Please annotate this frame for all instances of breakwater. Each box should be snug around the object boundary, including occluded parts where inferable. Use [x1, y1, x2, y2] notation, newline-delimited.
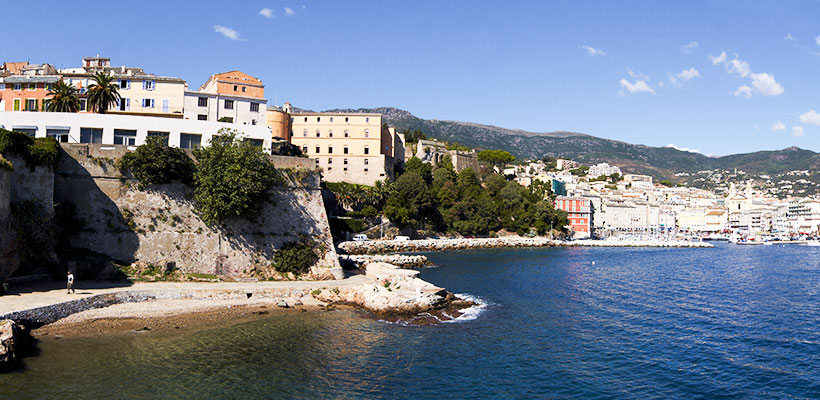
[338, 237, 712, 255]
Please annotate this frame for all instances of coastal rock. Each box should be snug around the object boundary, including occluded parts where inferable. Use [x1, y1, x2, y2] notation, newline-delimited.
[277, 300, 289, 308]
[344, 254, 429, 268]
[0, 319, 20, 371]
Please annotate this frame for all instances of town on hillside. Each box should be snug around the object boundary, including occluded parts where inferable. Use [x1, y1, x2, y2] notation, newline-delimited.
[1, 57, 818, 243]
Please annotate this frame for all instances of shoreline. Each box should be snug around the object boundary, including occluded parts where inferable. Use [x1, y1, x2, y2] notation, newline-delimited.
[338, 237, 713, 255]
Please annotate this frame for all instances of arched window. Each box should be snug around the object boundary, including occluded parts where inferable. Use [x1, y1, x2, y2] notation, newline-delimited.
[364, 129, 369, 138]
[315, 129, 320, 137]
[344, 130, 349, 137]
[328, 129, 333, 138]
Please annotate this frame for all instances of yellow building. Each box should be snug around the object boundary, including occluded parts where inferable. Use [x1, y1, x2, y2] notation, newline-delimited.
[290, 112, 404, 185]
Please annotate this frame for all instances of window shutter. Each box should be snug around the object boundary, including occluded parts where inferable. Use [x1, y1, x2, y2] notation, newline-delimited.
[126, 98, 130, 110]
[127, 80, 131, 89]
[151, 99, 155, 108]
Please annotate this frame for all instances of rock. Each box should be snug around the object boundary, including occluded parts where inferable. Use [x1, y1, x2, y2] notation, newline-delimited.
[292, 298, 303, 306]
[277, 300, 289, 308]
[0, 319, 20, 371]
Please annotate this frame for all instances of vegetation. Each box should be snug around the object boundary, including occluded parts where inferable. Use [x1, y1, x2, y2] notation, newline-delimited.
[272, 241, 319, 275]
[477, 149, 516, 166]
[118, 136, 195, 188]
[0, 129, 60, 169]
[45, 80, 81, 112]
[193, 129, 279, 225]
[402, 129, 427, 144]
[86, 71, 121, 113]
[324, 181, 389, 211]
[217, 116, 233, 123]
[0, 156, 12, 172]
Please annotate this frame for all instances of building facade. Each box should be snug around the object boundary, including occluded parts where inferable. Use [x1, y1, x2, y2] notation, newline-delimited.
[555, 196, 592, 238]
[290, 112, 402, 186]
[184, 70, 267, 126]
[0, 63, 60, 112]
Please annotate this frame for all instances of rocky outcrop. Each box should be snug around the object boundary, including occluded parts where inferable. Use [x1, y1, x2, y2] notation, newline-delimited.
[338, 237, 713, 254]
[343, 254, 429, 268]
[0, 319, 22, 371]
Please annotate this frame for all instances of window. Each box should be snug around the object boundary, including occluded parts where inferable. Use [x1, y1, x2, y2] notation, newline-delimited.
[28, 83, 35, 90]
[26, 99, 37, 111]
[364, 129, 369, 138]
[250, 103, 259, 112]
[304, 117, 307, 122]
[317, 117, 321, 122]
[365, 117, 369, 123]
[242, 87, 246, 93]
[45, 83, 53, 91]
[147, 131, 170, 145]
[315, 146, 320, 153]
[328, 158, 332, 164]
[162, 99, 169, 113]
[302, 146, 308, 154]
[344, 130, 349, 137]
[180, 133, 202, 149]
[303, 129, 308, 137]
[142, 99, 155, 108]
[80, 128, 103, 144]
[118, 98, 130, 111]
[197, 114, 208, 121]
[328, 146, 333, 154]
[142, 80, 155, 90]
[246, 138, 263, 147]
[316, 129, 320, 137]
[13, 83, 21, 91]
[47, 128, 70, 143]
[113, 129, 137, 146]
[328, 167, 332, 171]
[224, 100, 234, 110]
[79, 99, 87, 111]
[315, 158, 319, 164]
[343, 158, 348, 165]
[364, 146, 369, 155]
[119, 79, 130, 89]
[330, 117, 334, 122]
[198, 97, 208, 107]
[343, 146, 349, 154]
[343, 167, 348, 172]
[364, 168, 368, 172]
[345, 117, 348, 123]
[328, 130, 333, 138]
[13, 99, 20, 111]
[233, 85, 238, 91]
[12, 127, 36, 136]
[364, 159, 369, 165]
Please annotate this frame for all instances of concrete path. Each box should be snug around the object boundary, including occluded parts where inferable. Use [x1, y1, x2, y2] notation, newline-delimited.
[0, 276, 370, 317]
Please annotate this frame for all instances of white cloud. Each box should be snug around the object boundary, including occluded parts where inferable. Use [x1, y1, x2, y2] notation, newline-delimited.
[793, 126, 805, 137]
[709, 51, 727, 65]
[619, 78, 655, 95]
[750, 72, 784, 96]
[785, 33, 796, 41]
[728, 58, 751, 78]
[816, 36, 820, 47]
[666, 144, 700, 153]
[284, 7, 295, 16]
[682, 41, 699, 53]
[669, 67, 700, 86]
[581, 45, 606, 57]
[770, 121, 786, 132]
[214, 25, 243, 41]
[733, 85, 752, 98]
[259, 7, 273, 18]
[799, 109, 820, 125]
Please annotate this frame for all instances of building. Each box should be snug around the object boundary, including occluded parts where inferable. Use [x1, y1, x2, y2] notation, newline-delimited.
[555, 196, 592, 238]
[184, 70, 266, 125]
[588, 162, 622, 178]
[266, 103, 292, 142]
[414, 139, 478, 172]
[290, 112, 404, 185]
[0, 63, 60, 112]
[59, 56, 187, 116]
[556, 159, 579, 170]
[0, 111, 271, 150]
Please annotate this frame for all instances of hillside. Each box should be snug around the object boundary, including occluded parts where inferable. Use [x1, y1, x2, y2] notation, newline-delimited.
[323, 107, 820, 180]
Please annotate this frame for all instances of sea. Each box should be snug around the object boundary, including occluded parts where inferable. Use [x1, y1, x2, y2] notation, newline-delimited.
[2, 242, 820, 399]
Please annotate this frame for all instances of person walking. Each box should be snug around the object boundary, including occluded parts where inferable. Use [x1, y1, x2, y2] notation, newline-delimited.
[67, 271, 75, 294]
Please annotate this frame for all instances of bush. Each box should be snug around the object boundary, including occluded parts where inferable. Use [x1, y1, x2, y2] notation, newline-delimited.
[272, 241, 319, 275]
[0, 156, 12, 172]
[193, 128, 279, 225]
[0, 129, 60, 169]
[118, 136, 195, 188]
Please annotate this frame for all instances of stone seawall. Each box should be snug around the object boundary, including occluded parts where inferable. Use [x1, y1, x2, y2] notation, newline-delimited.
[338, 237, 713, 254]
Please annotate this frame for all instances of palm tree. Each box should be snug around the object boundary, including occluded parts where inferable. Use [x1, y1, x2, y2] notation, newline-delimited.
[45, 80, 81, 112]
[86, 71, 121, 114]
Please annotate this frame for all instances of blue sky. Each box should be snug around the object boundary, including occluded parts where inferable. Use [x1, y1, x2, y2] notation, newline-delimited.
[4, 0, 820, 156]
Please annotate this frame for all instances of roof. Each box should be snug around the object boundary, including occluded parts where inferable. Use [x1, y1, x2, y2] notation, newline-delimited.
[290, 111, 383, 117]
[2, 62, 28, 75]
[184, 91, 266, 102]
[2, 75, 60, 83]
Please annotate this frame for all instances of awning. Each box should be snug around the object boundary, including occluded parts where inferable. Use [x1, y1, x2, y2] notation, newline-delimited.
[12, 125, 37, 130]
[45, 126, 71, 130]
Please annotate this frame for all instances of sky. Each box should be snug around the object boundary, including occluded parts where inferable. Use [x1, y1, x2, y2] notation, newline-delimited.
[3, 0, 820, 156]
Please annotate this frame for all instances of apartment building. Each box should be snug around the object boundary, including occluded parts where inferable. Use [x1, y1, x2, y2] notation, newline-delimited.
[0, 63, 60, 112]
[290, 112, 404, 186]
[59, 56, 186, 116]
[184, 70, 266, 125]
[555, 196, 593, 238]
[0, 112, 271, 150]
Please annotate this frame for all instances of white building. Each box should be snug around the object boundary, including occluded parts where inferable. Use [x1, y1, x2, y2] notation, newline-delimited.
[183, 91, 266, 126]
[588, 162, 622, 178]
[0, 111, 271, 151]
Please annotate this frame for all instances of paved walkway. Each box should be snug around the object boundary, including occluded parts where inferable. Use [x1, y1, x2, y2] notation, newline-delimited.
[0, 276, 369, 316]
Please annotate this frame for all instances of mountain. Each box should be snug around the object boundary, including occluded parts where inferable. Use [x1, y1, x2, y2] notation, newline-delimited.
[320, 107, 820, 180]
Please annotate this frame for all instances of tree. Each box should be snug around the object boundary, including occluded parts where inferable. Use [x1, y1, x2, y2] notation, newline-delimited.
[404, 156, 432, 183]
[45, 80, 80, 112]
[477, 149, 516, 166]
[86, 71, 121, 114]
[193, 128, 279, 225]
[118, 136, 195, 188]
[383, 172, 434, 227]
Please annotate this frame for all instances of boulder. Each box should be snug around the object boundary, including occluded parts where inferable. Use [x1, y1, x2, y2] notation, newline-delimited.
[0, 319, 20, 371]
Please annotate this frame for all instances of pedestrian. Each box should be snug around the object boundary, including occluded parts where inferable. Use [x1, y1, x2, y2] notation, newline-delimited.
[67, 270, 75, 294]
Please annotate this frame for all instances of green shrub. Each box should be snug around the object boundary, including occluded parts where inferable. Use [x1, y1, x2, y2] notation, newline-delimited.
[29, 138, 61, 168]
[0, 156, 12, 171]
[272, 241, 319, 275]
[193, 129, 279, 225]
[0, 129, 60, 169]
[118, 136, 195, 188]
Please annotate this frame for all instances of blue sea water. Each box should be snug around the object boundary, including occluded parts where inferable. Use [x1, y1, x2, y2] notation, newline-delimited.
[3, 243, 820, 399]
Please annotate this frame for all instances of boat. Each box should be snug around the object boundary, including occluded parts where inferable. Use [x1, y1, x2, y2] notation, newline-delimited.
[805, 241, 820, 247]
